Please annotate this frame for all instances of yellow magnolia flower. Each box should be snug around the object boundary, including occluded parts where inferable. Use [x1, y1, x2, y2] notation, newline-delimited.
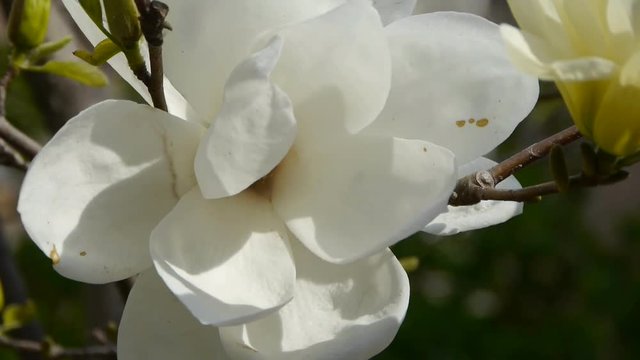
[501, 0, 640, 156]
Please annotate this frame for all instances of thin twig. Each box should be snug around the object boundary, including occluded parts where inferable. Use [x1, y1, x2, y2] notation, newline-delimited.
[0, 67, 42, 161]
[489, 125, 582, 184]
[0, 335, 117, 359]
[0, 137, 28, 170]
[476, 171, 628, 203]
[136, 0, 169, 111]
[449, 126, 583, 206]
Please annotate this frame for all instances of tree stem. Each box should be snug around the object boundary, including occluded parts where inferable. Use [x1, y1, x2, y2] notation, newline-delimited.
[136, 0, 168, 112]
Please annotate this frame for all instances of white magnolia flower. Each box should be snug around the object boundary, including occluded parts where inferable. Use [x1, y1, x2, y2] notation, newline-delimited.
[18, 0, 538, 358]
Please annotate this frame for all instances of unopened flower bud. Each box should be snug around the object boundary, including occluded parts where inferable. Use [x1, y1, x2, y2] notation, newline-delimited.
[8, 0, 51, 51]
[103, 0, 142, 49]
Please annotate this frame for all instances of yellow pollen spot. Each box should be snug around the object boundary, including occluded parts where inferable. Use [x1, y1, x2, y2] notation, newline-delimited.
[80, 251, 87, 256]
[455, 120, 466, 127]
[468, 118, 476, 124]
[476, 118, 489, 127]
[50, 246, 61, 265]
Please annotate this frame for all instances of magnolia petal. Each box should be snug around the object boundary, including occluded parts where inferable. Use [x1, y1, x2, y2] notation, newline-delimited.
[506, 0, 572, 56]
[161, 0, 344, 122]
[151, 188, 296, 326]
[502, 23, 617, 81]
[219, 243, 409, 360]
[592, 51, 640, 156]
[367, 12, 539, 164]
[195, 37, 296, 199]
[423, 157, 523, 236]
[500, 25, 555, 79]
[372, 0, 417, 25]
[272, 136, 456, 264]
[550, 57, 618, 81]
[18, 101, 202, 283]
[270, 0, 391, 151]
[60, 0, 195, 121]
[507, 0, 561, 35]
[414, 0, 491, 16]
[118, 269, 228, 360]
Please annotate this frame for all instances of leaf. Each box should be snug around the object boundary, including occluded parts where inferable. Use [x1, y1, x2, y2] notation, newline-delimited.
[73, 38, 121, 66]
[1, 301, 36, 333]
[29, 36, 72, 62]
[24, 61, 108, 87]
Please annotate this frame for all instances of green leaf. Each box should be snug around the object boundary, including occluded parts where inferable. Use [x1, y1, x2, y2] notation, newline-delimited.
[73, 38, 121, 66]
[29, 36, 72, 62]
[1, 301, 36, 333]
[24, 61, 108, 87]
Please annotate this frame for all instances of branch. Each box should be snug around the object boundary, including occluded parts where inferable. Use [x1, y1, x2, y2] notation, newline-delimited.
[489, 125, 582, 184]
[136, 0, 169, 111]
[0, 67, 42, 163]
[0, 335, 116, 359]
[449, 126, 583, 206]
[473, 171, 628, 203]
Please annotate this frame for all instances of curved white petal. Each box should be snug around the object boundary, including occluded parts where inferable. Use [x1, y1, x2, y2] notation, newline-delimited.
[118, 269, 228, 360]
[60, 1, 195, 121]
[150, 188, 296, 326]
[423, 157, 523, 235]
[220, 243, 409, 360]
[272, 136, 456, 264]
[270, 0, 391, 151]
[372, 0, 417, 25]
[414, 0, 491, 17]
[367, 12, 539, 164]
[500, 24, 554, 79]
[195, 37, 296, 199]
[161, 0, 344, 122]
[18, 100, 203, 283]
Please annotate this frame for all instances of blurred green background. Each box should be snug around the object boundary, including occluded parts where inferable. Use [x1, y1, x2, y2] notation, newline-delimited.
[1, 1, 639, 359]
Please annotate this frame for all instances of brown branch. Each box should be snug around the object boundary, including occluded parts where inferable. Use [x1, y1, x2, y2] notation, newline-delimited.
[0, 67, 42, 162]
[449, 126, 583, 206]
[473, 171, 628, 203]
[136, 0, 169, 111]
[489, 125, 582, 184]
[0, 335, 116, 359]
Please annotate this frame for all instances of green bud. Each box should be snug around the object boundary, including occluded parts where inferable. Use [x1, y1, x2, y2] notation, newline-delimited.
[580, 142, 598, 178]
[103, 0, 142, 49]
[549, 144, 569, 193]
[596, 149, 618, 176]
[399, 256, 420, 273]
[7, 0, 51, 51]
